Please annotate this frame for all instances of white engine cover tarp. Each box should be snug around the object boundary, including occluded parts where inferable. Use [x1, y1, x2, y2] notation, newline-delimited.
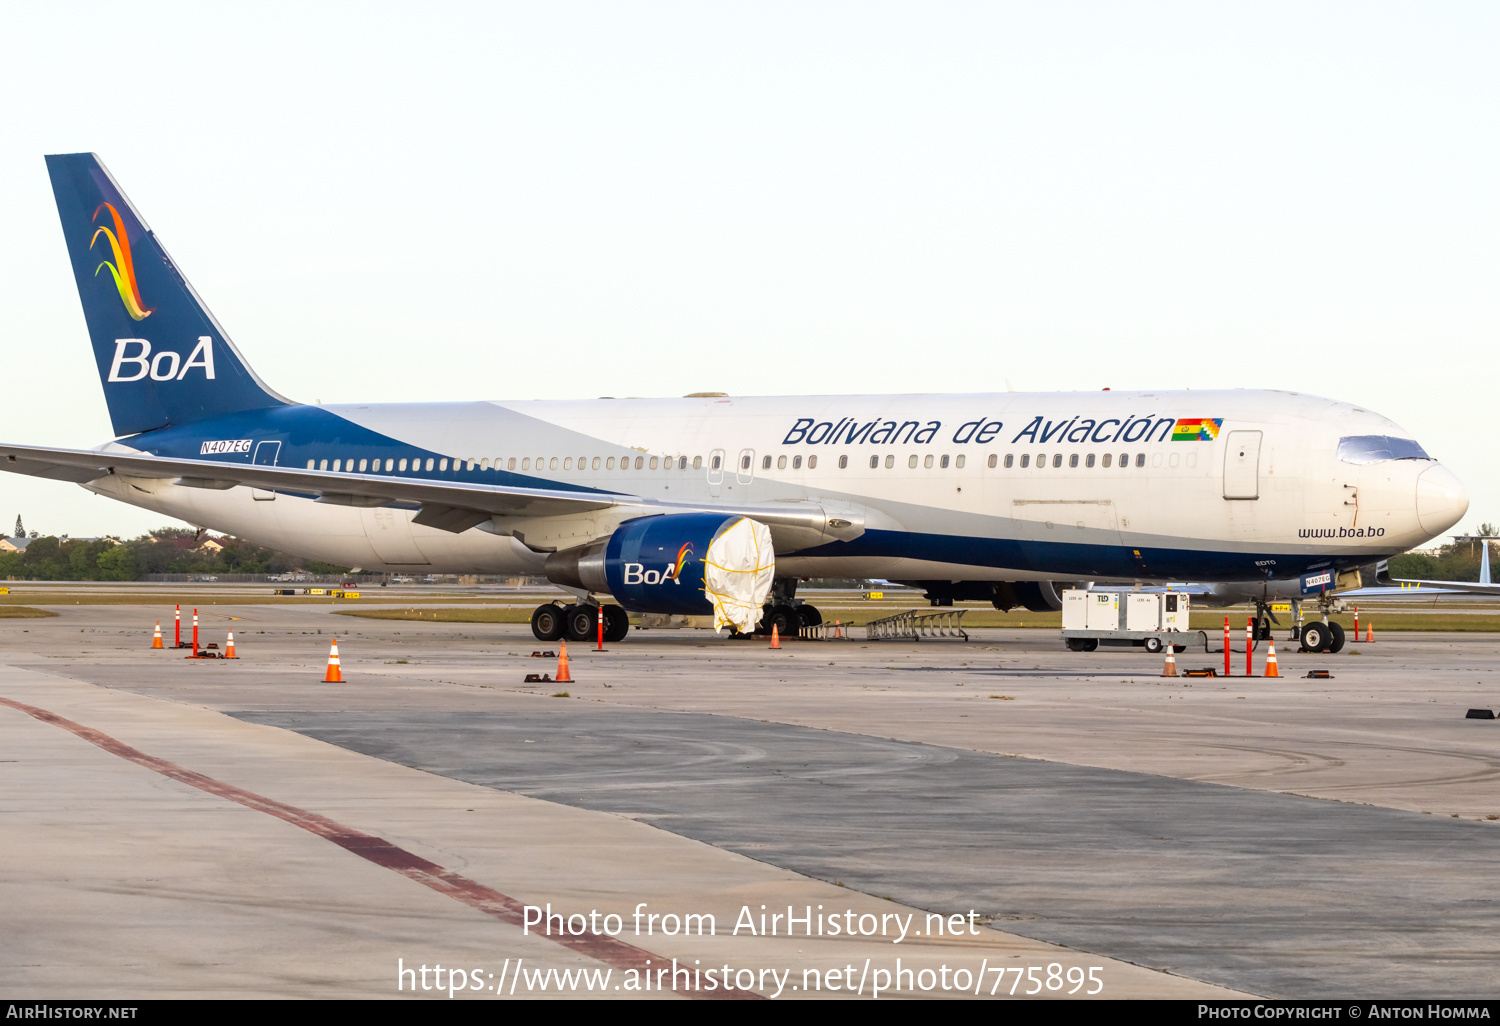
[703, 516, 776, 633]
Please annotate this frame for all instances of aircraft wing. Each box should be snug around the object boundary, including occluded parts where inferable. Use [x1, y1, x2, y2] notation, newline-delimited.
[0, 442, 863, 547]
[1374, 553, 1500, 596]
[1379, 579, 1500, 596]
[0, 442, 626, 527]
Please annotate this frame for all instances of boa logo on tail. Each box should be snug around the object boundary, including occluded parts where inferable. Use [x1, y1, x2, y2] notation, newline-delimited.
[90, 203, 153, 321]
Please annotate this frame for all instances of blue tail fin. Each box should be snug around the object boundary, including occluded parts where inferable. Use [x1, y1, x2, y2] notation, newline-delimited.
[45, 153, 291, 437]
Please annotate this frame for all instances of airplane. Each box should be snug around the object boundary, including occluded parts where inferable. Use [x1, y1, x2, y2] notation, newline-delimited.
[0, 153, 1472, 647]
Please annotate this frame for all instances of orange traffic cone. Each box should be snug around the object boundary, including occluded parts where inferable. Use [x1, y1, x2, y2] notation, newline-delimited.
[1365, 622, 1373, 643]
[323, 639, 342, 682]
[1264, 637, 1280, 677]
[770, 623, 781, 649]
[151, 621, 164, 649]
[1161, 644, 1178, 676]
[555, 641, 573, 683]
[225, 631, 237, 659]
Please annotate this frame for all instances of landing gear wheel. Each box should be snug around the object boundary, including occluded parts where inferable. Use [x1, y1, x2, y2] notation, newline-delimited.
[1143, 636, 1164, 654]
[1326, 620, 1346, 653]
[1256, 616, 1273, 641]
[1300, 621, 1329, 652]
[563, 604, 598, 643]
[531, 603, 565, 642]
[798, 604, 823, 629]
[602, 604, 630, 643]
[759, 604, 800, 638]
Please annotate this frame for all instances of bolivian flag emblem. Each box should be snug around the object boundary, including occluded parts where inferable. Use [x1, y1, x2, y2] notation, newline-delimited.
[1171, 418, 1223, 441]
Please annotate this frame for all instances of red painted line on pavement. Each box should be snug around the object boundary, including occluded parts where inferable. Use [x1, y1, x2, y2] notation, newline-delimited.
[0, 695, 758, 1000]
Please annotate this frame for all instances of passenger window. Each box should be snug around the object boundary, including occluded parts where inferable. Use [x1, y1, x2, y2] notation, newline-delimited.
[908, 455, 918, 468]
[885, 455, 895, 469]
[396, 459, 405, 471]
[480, 458, 490, 470]
[764, 455, 773, 469]
[1118, 453, 1127, 467]
[1053, 454, 1062, 468]
[838, 455, 848, 469]
[1086, 453, 1095, 467]
[507, 458, 516, 470]
[694, 456, 703, 470]
[678, 456, 687, 469]
[332, 459, 341, 472]
[869, 455, 879, 469]
[712, 455, 721, 470]
[808, 455, 817, 469]
[1101, 453, 1111, 468]
[1020, 454, 1030, 468]
[606, 457, 614, 470]
[649, 456, 659, 470]
[318, 459, 328, 471]
[1037, 453, 1046, 467]
[939, 455, 949, 468]
[740, 455, 749, 470]
[1069, 454, 1078, 468]
[384, 459, 394, 472]
[522, 458, 531, 470]
[793, 455, 802, 469]
[924, 455, 934, 469]
[1135, 453, 1145, 467]
[306, 459, 315, 469]
[438, 458, 447, 471]
[594, 457, 602, 470]
[955, 454, 965, 468]
[359, 459, 368, 472]
[777, 455, 787, 469]
[564, 457, 573, 470]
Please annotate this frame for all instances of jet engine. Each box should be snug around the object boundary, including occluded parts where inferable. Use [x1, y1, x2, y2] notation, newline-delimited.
[544, 512, 775, 633]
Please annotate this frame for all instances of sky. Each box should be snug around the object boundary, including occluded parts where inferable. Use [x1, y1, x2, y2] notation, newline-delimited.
[0, 2, 1495, 540]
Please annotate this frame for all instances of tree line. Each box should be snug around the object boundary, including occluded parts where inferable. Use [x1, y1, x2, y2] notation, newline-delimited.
[0, 528, 350, 581]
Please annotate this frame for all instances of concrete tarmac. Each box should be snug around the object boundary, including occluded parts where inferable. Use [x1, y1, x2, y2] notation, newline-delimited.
[4, 598, 1499, 998]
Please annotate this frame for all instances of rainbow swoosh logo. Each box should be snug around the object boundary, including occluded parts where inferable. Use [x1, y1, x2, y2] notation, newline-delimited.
[89, 203, 153, 321]
[671, 543, 694, 583]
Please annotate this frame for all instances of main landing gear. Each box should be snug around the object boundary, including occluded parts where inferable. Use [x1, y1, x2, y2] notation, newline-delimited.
[531, 602, 629, 643]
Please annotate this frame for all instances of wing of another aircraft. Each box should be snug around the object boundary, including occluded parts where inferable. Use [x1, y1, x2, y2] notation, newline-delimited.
[1374, 546, 1500, 596]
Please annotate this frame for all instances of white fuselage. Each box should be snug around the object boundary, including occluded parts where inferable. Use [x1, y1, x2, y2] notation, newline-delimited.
[88, 388, 1466, 583]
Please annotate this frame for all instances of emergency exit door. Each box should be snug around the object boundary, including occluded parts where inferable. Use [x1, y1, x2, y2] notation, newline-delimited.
[1223, 430, 1262, 500]
[251, 441, 280, 501]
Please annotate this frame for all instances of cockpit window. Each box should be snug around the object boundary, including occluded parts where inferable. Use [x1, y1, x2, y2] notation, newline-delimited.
[1336, 435, 1430, 464]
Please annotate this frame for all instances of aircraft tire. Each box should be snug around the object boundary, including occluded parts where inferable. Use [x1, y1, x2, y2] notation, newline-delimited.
[798, 604, 823, 629]
[1326, 620, 1346, 653]
[531, 603, 566, 642]
[563, 604, 598, 643]
[602, 604, 630, 643]
[1300, 621, 1329, 652]
[767, 604, 800, 638]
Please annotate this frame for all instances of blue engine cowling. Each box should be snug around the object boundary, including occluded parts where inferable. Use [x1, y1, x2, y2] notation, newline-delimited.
[544, 512, 749, 615]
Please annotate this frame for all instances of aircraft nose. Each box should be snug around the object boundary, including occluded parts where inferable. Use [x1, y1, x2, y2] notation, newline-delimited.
[1416, 464, 1469, 536]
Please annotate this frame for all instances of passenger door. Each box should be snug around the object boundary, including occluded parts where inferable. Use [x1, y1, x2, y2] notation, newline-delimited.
[1223, 431, 1262, 500]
